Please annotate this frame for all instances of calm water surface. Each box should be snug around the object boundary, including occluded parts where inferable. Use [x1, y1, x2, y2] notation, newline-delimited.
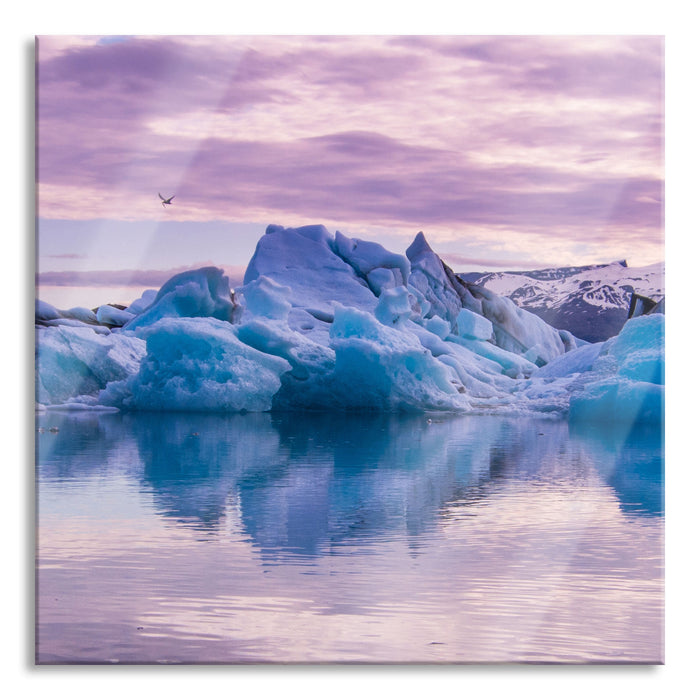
[35, 411, 663, 664]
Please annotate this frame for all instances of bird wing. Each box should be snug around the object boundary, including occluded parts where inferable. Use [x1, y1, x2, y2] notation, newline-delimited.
[158, 193, 165, 201]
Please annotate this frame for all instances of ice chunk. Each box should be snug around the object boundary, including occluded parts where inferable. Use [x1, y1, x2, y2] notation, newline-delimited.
[367, 267, 402, 295]
[63, 307, 99, 324]
[407, 321, 513, 397]
[558, 329, 579, 352]
[100, 317, 291, 412]
[236, 314, 336, 410]
[36, 325, 146, 405]
[466, 283, 566, 364]
[375, 287, 413, 327]
[36, 299, 62, 321]
[424, 316, 451, 340]
[449, 334, 539, 379]
[124, 267, 234, 331]
[334, 231, 410, 294]
[41, 318, 111, 334]
[407, 232, 477, 326]
[270, 222, 334, 246]
[532, 342, 604, 378]
[44, 402, 120, 413]
[96, 305, 135, 327]
[568, 315, 664, 424]
[238, 276, 291, 320]
[37, 224, 652, 419]
[569, 378, 663, 424]
[456, 308, 493, 341]
[602, 313, 664, 383]
[242, 224, 377, 316]
[328, 305, 471, 411]
[36, 300, 102, 327]
[287, 307, 332, 346]
[125, 289, 158, 315]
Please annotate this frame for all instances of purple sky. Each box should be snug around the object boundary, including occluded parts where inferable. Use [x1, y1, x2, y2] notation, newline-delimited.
[36, 35, 664, 307]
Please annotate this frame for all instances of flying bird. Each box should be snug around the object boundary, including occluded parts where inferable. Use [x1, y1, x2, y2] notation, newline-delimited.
[159, 193, 175, 207]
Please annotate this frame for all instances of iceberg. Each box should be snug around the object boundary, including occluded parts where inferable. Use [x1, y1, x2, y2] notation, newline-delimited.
[334, 230, 411, 295]
[406, 231, 480, 326]
[125, 289, 158, 315]
[99, 317, 291, 412]
[243, 224, 378, 318]
[456, 308, 494, 341]
[124, 267, 234, 331]
[35, 299, 102, 328]
[568, 314, 664, 425]
[62, 307, 99, 325]
[36, 324, 146, 405]
[36, 299, 62, 322]
[464, 283, 566, 364]
[329, 305, 471, 412]
[96, 305, 135, 327]
[35, 224, 664, 424]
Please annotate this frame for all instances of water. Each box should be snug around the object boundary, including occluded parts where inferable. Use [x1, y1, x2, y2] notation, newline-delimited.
[35, 410, 663, 664]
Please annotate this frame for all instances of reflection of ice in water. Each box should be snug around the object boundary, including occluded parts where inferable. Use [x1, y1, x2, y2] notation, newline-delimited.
[36, 411, 663, 663]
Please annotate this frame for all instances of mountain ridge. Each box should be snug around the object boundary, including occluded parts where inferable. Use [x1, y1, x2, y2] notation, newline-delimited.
[458, 261, 664, 342]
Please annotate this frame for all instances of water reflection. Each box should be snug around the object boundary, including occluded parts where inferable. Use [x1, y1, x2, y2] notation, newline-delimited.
[37, 410, 663, 555]
[36, 410, 663, 663]
[569, 422, 664, 517]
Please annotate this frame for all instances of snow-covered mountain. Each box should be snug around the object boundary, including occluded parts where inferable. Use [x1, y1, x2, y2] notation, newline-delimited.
[459, 261, 664, 342]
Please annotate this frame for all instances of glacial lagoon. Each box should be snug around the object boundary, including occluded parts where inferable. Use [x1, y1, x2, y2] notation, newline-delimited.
[35, 410, 663, 664]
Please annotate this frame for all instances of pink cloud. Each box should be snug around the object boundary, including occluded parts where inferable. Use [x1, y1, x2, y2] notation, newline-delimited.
[36, 35, 664, 264]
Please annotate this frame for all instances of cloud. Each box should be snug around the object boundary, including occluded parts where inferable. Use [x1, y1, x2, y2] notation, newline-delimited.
[440, 253, 557, 270]
[36, 263, 247, 289]
[35, 35, 664, 264]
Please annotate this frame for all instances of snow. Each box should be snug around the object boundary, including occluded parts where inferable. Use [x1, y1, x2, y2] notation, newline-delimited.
[472, 261, 665, 311]
[34, 224, 664, 424]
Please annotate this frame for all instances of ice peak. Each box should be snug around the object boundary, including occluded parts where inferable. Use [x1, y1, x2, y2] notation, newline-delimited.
[406, 231, 433, 261]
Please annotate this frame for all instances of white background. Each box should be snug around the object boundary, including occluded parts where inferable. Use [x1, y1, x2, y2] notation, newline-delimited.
[5, 2, 697, 697]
